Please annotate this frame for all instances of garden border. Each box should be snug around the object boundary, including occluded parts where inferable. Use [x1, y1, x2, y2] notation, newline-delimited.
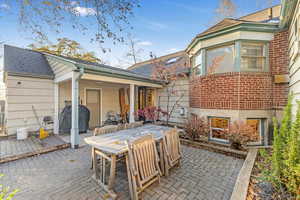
[180, 139, 247, 159]
[230, 148, 258, 200]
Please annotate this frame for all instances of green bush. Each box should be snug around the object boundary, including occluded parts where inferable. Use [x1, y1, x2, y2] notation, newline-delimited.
[259, 95, 300, 199]
[0, 174, 19, 200]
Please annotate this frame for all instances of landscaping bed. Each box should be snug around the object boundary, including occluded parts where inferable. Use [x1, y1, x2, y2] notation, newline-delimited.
[246, 148, 298, 200]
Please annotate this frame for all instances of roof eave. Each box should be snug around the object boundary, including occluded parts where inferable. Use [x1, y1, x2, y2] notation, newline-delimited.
[7, 71, 54, 79]
[79, 64, 163, 85]
[186, 22, 279, 53]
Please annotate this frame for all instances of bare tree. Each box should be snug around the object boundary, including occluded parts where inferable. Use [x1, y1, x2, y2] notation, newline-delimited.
[151, 58, 188, 125]
[214, 0, 237, 23]
[0, 0, 140, 51]
[125, 34, 144, 64]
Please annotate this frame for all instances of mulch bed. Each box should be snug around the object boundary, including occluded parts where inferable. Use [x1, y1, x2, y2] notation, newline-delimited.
[246, 149, 295, 200]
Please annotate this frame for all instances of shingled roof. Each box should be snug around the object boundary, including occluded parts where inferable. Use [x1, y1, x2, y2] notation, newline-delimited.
[4, 45, 54, 78]
[3, 45, 162, 85]
[128, 51, 190, 78]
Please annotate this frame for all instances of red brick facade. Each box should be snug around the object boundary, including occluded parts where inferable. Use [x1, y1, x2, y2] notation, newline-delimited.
[190, 30, 289, 110]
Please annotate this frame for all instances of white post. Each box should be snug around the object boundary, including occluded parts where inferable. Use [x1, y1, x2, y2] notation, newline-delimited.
[53, 83, 59, 134]
[71, 72, 80, 149]
[129, 84, 135, 123]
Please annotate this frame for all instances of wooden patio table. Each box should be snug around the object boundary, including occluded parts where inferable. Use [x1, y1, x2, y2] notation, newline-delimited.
[84, 124, 174, 199]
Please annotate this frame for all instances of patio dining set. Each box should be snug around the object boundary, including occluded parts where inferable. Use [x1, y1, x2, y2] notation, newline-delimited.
[84, 122, 182, 200]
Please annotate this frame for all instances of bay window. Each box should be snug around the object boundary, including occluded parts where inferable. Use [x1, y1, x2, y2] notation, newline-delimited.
[193, 50, 203, 75]
[192, 41, 269, 75]
[241, 42, 267, 72]
[206, 44, 235, 74]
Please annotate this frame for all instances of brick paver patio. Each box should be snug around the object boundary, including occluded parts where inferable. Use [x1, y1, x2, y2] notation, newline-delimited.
[0, 145, 244, 200]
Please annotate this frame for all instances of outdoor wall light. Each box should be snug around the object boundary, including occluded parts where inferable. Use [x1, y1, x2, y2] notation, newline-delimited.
[180, 107, 186, 116]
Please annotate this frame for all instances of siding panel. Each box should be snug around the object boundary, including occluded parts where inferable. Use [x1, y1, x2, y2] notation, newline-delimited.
[6, 75, 54, 135]
[288, 0, 300, 118]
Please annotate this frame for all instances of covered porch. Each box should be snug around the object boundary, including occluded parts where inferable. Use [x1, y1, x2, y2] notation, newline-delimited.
[46, 54, 162, 148]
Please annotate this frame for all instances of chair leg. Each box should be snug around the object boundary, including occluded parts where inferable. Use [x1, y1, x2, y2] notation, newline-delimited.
[91, 148, 94, 170]
[126, 155, 134, 200]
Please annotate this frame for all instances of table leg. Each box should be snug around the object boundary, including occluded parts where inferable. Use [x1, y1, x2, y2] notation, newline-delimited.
[93, 149, 99, 180]
[108, 155, 116, 189]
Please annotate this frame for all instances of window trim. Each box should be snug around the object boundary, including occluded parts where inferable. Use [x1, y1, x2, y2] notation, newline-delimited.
[191, 40, 270, 75]
[208, 116, 230, 143]
[192, 49, 205, 76]
[246, 118, 265, 146]
[205, 43, 236, 75]
[240, 41, 269, 72]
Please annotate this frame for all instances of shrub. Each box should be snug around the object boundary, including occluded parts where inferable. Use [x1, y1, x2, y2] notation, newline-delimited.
[227, 120, 258, 150]
[184, 114, 209, 140]
[0, 174, 19, 200]
[259, 95, 300, 199]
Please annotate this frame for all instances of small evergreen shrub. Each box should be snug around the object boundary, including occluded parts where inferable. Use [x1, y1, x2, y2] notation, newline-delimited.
[259, 95, 300, 199]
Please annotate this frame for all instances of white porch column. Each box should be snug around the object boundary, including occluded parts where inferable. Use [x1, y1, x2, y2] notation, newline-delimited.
[129, 84, 135, 123]
[53, 83, 59, 134]
[71, 72, 80, 149]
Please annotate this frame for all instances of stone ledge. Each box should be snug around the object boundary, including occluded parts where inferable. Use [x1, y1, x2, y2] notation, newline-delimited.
[180, 139, 247, 159]
[230, 148, 258, 200]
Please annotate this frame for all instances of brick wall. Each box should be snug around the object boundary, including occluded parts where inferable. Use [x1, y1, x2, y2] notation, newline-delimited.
[190, 30, 289, 110]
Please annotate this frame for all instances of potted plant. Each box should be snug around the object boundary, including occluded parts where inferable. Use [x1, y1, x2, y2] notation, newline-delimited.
[227, 120, 258, 150]
[184, 114, 209, 141]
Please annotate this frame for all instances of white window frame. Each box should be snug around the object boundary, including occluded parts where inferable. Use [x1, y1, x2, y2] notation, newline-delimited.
[247, 118, 264, 146]
[209, 117, 230, 143]
[193, 50, 203, 76]
[240, 42, 268, 72]
[205, 44, 235, 75]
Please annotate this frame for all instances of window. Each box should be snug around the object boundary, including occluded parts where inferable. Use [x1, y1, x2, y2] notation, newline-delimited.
[241, 43, 267, 72]
[209, 117, 229, 142]
[246, 119, 263, 144]
[206, 44, 235, 74]
[193, 51, 202, 75]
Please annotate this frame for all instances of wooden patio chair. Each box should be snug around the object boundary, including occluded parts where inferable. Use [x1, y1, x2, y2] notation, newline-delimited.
[162, 128, 181, 176]
[92, 125, 119, 169]
[126, 135, 161, 200]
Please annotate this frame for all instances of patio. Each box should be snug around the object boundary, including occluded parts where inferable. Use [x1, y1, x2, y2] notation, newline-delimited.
[0, 135, 67, 160]
[1, 142, 243, 200]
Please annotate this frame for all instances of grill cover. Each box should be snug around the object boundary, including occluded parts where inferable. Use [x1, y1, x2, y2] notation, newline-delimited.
[59, 105, 90, 134]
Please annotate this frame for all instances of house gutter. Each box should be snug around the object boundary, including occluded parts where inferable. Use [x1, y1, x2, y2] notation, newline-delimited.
[6, 72, 54, 80]
[78, 64, 163, 85]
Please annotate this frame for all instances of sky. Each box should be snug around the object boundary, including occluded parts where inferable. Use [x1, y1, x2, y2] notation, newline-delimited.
[0, 0, 280, 69]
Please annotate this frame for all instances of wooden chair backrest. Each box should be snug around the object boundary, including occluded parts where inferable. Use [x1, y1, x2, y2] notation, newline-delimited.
[94, 125, 118, 136]
[163, 128, 181, 166]
[127, 135, 161, 188]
